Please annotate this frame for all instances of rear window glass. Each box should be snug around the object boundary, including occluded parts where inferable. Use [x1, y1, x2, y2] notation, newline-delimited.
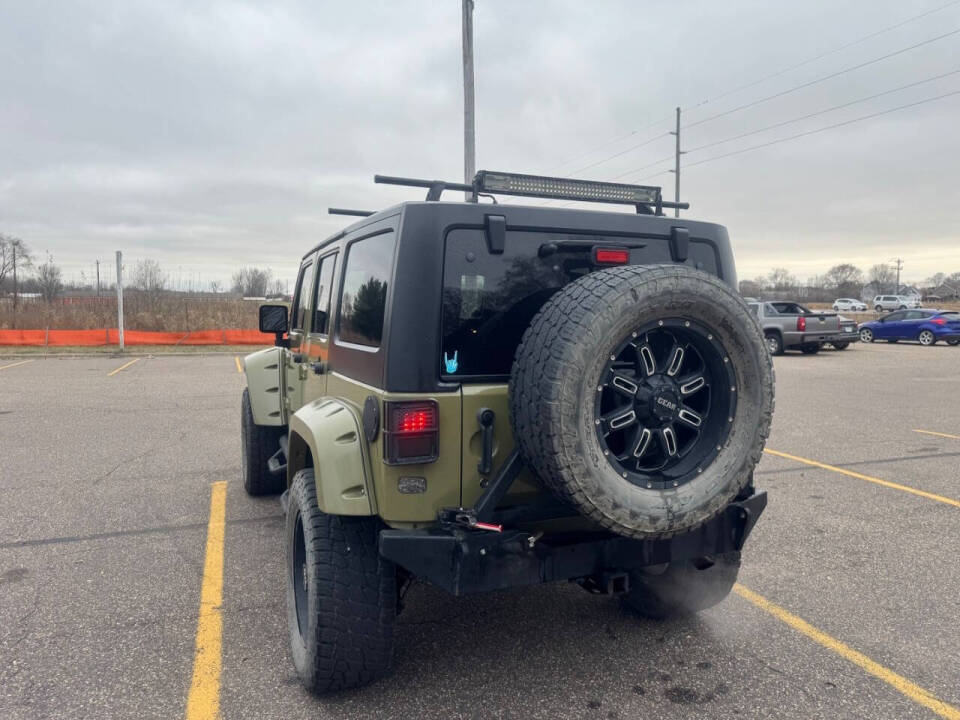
[338, 232, 395, 348]
[441, 228, 719, 377]
[941, 312, 960, 320]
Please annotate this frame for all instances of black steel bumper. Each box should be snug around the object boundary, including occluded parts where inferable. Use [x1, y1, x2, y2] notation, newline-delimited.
[379, 491, 767, 596]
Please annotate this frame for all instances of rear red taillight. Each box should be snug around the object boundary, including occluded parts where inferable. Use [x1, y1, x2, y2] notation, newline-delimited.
[594, 247, 630, 265]
[796, 316, 806, 331]
[931, 317, 947, 325]
[384, 401, 439, 465]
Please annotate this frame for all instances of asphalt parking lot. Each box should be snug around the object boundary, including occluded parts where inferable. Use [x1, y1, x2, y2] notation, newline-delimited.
[1, 342, 959, 720]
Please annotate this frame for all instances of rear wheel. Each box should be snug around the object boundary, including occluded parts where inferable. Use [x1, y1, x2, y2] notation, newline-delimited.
[918, 330, 936, 346]
[286, 469, 396, 694]
[800, 343, 820, 355]
[241, 387, 285, 495]
[510, 265, 774, 539]
[832, 341, 850, 350]
[623, 552, 740, 619]
[859, 328, 874, 343]
[765, 332, 783, 356]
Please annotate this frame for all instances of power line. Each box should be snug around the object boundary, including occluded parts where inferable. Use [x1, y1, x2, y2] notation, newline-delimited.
[683, 0, 960, 112]
[540, 1, 960, 176]
[680, 89, 960, 172]
[684, 67, 960, 154]
[683, 26, 960, 130]
[569, 132, 671, 175]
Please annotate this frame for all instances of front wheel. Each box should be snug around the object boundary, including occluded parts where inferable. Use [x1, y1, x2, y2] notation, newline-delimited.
[918, 330, 936, 346]
[875, 305, 883, 313]
[859, 328, 874, 343]
[623, 552, 740, 619]
[241, 388, 285, 495]
[286, 469, 396, 694]
[947, 338, 960, 346]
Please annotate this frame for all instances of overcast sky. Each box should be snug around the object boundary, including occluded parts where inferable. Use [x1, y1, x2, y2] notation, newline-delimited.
[2, 0, 959, 290]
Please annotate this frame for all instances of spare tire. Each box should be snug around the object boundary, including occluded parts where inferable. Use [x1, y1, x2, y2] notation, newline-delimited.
[509, 264, 774, 538]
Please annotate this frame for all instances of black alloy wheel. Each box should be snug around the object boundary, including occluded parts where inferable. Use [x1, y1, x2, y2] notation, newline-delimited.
[594, 318, 736, 490]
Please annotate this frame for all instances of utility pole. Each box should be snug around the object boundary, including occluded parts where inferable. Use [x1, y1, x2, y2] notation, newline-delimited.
[95, 259, 101, 297]
[116, 251, 124, 351]
[669, 107, 682, 217]
[462, 0, 476, 200]
[891, 257, 903, 294]
[11, 239, 18, 310]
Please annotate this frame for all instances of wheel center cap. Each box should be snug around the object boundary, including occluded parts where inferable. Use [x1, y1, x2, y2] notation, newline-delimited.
[651, 389, 680, 421]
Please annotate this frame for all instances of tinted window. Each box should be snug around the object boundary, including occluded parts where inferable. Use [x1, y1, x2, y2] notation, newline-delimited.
[941, 312, 960, 320]
[441, 229, 719, 377]
[310, 253, 337, 336]
[291, 261, 314, 331]
[338, 232, 395, 347]
[884, 311, 906, 322]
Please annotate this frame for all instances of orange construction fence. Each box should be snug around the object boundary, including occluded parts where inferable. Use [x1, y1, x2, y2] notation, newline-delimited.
[0, 329, 275, 347]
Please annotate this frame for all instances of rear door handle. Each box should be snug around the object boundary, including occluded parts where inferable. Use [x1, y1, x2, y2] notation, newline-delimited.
[477, 408, 495, 475]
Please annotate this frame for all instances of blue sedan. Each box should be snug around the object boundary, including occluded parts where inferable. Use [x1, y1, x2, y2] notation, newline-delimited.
[859, 309, 960, 346]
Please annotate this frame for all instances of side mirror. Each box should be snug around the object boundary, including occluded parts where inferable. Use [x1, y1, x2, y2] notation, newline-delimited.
[259, 304, 289, 336]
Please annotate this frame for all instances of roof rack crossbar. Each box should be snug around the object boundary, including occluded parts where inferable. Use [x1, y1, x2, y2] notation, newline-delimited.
[372, 171, 690, 215]
[374, 175, 477, 202]
[328, 208, 375, 217]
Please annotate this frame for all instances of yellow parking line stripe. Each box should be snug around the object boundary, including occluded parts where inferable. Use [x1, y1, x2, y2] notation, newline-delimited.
[913, 429, 960, 440]
[734, 584, 960, 720]
[0, 359, 34, 371]
[764, 448, 960, 509]
[185, 481, 227, 720]
[107, 358, 140, 376]
[234, 356, 242, 374]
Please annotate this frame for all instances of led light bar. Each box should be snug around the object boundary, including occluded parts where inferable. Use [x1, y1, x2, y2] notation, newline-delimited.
[475, 170, 661, 206]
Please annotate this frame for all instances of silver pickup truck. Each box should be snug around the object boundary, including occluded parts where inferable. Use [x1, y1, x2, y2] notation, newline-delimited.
[748, 301, 858, 355]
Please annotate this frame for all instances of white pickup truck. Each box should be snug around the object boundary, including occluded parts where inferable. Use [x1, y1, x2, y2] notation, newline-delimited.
[748, 301, 858, 355]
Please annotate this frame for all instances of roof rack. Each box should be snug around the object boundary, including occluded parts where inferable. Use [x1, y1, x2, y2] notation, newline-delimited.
[373, 170, 689, 215]
[328, 208, 375, 217]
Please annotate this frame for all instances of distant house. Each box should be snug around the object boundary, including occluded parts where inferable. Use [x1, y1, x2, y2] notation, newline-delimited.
[924, 283, 960, 301]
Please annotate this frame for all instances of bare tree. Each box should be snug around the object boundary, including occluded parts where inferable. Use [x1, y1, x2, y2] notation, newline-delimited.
[739, 279, 763, 298]
[37, 254, 63, 302]
[130, 258, 167, 292]
[767, 267, 796, 291]
[0, 234, 33, 293]
[868, 264, 895, 293]
[232, 267, 272, 297]
[209, 279, 222, 294]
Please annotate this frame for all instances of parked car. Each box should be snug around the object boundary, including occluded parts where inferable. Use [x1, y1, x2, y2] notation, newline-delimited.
[829, 315, 859, 350]
[873, 295, 921, 312]
[832, 298, 867, 312]
[748, 300, 857, 354]
[858, 309, 960, 346]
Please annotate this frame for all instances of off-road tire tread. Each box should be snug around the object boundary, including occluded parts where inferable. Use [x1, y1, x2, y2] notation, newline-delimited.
[287, 470, 395, 694]
[241, 387, 284, 495]
[509, 265, 774, 539]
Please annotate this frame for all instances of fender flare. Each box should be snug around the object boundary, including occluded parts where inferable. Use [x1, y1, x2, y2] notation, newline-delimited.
[242, 346, 285, 426]
[287, 399, 377, 516]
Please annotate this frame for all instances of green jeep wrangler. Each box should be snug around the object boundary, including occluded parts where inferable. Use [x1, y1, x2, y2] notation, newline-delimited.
[240, 171, 774, 694]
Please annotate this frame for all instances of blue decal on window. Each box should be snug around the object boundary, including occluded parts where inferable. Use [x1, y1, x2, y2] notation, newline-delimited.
[444, 350, 459, 374]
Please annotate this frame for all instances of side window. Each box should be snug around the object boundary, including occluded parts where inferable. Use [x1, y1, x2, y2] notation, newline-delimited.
[338, 232, 396, 348]
[291, 261, 315, 332]
[310, 253, 337, 336]
[748, 303, 760, 317]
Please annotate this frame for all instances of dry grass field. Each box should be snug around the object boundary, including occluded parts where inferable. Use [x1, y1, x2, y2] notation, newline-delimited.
[0, 293, 263, 331]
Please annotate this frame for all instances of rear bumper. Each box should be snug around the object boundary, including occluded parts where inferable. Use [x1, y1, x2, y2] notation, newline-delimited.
[784, 330, 858, 346]
[379, 491, 767, 596]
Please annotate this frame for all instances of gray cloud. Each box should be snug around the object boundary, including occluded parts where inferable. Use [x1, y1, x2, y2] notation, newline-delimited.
[2, 0, 958, 288]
